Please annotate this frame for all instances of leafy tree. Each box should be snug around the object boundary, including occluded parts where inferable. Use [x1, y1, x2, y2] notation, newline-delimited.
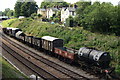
[21, 1, 38, 17]
[4, 8, 10, 16]
[75, 1, 120, 35]
[40, 0, 69, 8]
[0, 9, 14, 17]
[110, 5, 120, 35]
[14, 0, 23, 17]
[75, 1, 91, 26]
[82, 3, 112, 32]
[0, 11, 2, 16]
[14, 0, 38, 17]
[7, 10, 14, 17]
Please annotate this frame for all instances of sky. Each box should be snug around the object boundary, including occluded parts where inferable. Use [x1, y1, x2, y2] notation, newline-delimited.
[0, 0, 120, 11]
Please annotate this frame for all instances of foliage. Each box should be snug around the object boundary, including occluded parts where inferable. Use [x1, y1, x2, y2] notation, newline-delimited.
[53, 17, 60, 23]
[2, 18, 120, 75]
[14, 1, 23, 17]
[38, 14, 42, 18]
[40, 0, 69, 8]
[65, 16, 77, 27]
[0, 11, 2, 16]
[75, 1, 120, 36]
[14, 0, 38, 17]
[0, 8, 14, 17]
[6, 10, 14, 17]
[31, 13, 37, 19]
[0, 57, 28, 78]
[3, 8, 10, 16]
[75, 1, 91, 26]
[1, 18, 17, 27]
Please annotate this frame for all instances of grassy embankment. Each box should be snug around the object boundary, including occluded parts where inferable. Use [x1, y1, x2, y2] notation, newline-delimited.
[1, 18, 120, 74]
[0, 56, 28, 79]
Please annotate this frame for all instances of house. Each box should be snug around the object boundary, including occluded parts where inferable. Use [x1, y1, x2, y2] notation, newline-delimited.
[61, 7, 76, 22]
[37, 8, 47, 18]
[37, 5, 77, 22]
[47, 8, 60, 19]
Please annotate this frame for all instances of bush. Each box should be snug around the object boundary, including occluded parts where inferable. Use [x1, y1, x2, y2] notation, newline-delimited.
[65, 16, 77, 27]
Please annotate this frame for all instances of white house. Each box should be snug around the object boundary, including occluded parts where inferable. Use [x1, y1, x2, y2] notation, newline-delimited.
[37, 8, 47, 18]
[47, 8, 60, 18]
[61, 7, 76, 22]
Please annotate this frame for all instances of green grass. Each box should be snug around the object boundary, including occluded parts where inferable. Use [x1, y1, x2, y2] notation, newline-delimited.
[0, 56, 28, 79]
[1, 18, 120, 74]
[1, 18, 17, 27]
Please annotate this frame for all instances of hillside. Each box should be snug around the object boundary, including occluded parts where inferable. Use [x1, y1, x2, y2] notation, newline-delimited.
[1, 18, 120, 74]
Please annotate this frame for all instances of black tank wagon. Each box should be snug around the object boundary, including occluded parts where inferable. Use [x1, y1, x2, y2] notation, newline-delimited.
[78, 47, 111, 68]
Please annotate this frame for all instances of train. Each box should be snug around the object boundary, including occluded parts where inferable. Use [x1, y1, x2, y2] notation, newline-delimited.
[2, 27, 114, 76]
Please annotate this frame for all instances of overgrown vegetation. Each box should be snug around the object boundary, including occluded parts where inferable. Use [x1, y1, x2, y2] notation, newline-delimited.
[75, 1, 120, 36]
[0, 57, 28, 79]
[1, 18, 120, 75]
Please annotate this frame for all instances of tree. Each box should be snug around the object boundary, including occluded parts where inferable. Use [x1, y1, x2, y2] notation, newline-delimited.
[7, 10, 14, 17]
[0, 11, 2, 16]
[20, 1, 38, 17]
[14, 0, 38, 17]
[75, 1, 91, 26]
[75, 1, 120, 35]
[14, 0, 23, 17]
[40, 0, 69, 8]
[110, 5, 120, 35]
[4, 8, 10, 16]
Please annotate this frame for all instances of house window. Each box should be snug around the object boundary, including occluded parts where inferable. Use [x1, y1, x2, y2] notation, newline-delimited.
[72, 11, 74, 16]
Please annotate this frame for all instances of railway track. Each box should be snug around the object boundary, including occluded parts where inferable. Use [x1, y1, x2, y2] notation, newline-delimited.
[1, 42, 58, 80]
[1, 32, 91, 80]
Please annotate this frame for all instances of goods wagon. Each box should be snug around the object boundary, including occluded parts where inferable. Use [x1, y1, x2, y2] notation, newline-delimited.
[15, 31, 25, 39]
[2, 28, 7, 34]
[25, 36, 33, 46]
[32, 37, 41, 49]
[4, 27, 21, 37]
[15, 31, 26, 42]
[5, 27, 12, 36]
[10, 28, 22, 37]
[41, 36, 63, 52]
[54, 47, 78, 63]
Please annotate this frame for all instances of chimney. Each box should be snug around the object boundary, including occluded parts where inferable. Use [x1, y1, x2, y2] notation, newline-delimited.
[73, 4, 77, 8]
